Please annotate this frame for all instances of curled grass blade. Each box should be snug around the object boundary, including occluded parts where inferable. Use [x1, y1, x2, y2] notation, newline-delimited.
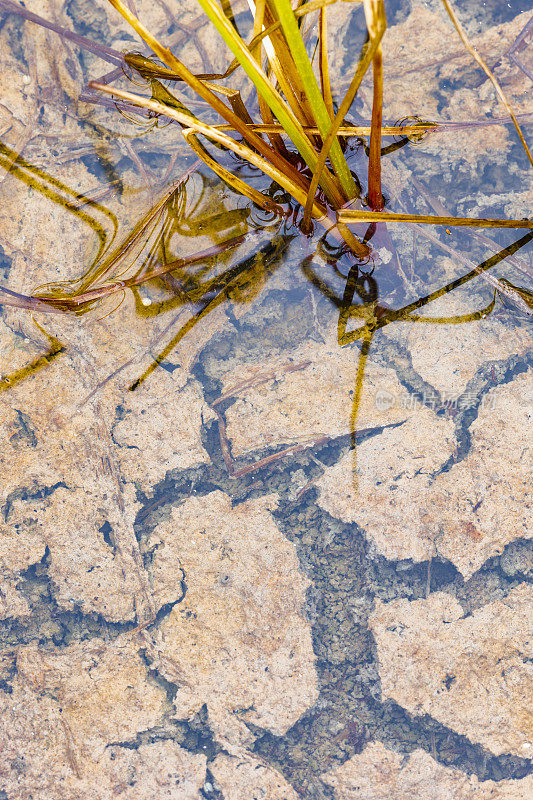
[182, 130, 282, 213]
[90, 82, 370, 257]
[90, 82, 323, 215]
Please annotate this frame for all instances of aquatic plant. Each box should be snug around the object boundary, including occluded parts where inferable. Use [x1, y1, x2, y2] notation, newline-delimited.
[91, 0, 532, 240]
[0, 0, 531, 433]
[1, 0, 531, 317]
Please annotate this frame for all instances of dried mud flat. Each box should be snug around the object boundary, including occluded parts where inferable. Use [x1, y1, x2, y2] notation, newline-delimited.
[0, 0, 532, 798]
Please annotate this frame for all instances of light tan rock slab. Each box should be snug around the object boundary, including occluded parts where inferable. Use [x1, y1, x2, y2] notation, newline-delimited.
[317, 409, 457, 564]
[144, 490, 318, 751]
[0, 301, 220, 624]
[222, 328, 410, 458]
[370, 585, 533, 757]
[1, 484, 142, 623]
[0, 576, 30, 619]
[95, 741, 207, 800]
[112, 370, 215, 492]
[427, 372, 532, 577]
[210, 754, 299, 800]
[321, 742, 533, 800]
[0, 637, 204, 799]
[317, 372, 531, 578]
[375, 6, 532, 168]
[100, 741, 206, 800]
[15, 638, 166, 760]
[382, 294, 532, 398]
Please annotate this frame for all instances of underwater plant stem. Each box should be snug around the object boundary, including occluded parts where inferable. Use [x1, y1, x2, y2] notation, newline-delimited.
[0, 0, 123, 65]
[440, 0, 533, 167]
[413, 227, 533, 316]
[409, 175, 533, 280]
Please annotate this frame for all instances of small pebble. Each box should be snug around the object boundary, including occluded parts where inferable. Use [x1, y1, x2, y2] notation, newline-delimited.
[22, 75, 31, 85]
[378, 246, 392, 264]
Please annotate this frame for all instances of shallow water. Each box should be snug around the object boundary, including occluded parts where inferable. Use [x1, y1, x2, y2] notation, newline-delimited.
[0, 1, 531, 798]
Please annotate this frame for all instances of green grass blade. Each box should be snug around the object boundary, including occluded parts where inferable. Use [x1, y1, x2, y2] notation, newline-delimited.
[270, 0, 358, 199]
[195, 0, 345, 207]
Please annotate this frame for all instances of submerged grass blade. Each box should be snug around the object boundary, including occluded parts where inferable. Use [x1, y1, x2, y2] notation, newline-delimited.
[441, 0, 533, 167]
[0, 0, 123, 65]
[182, 130, 282, 213]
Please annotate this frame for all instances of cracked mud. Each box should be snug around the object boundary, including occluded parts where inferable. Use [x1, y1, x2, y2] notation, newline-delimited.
[0, 0, 532, 798]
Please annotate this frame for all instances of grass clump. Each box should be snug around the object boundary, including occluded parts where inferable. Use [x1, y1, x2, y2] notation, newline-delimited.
[0, 0, 531, 318]
[91, 0, 530, 243]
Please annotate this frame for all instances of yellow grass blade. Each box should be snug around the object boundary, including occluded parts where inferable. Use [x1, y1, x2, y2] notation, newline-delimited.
[364, 0, 386, 210]
[245, 0, 320, 128]
[182, 130, 282, 213]
[216, 123, 438, 136]
[195, 0, 346, 207]
[302, 0, 386, 230]
[270, 0, 359, 199]
[337, 208, 533, 228]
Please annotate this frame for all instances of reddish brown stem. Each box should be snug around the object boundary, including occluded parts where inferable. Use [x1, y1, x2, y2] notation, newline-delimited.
[367, 46, 384, 211]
